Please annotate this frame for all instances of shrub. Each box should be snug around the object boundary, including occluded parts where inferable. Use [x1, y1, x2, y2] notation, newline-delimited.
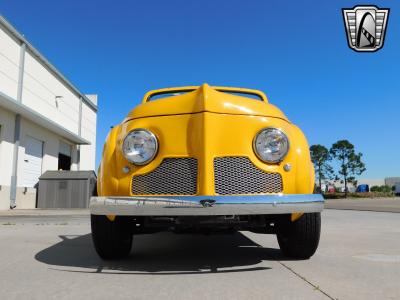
[370, 185, 392, 193]
[370, 186, 380, 192]
[380, 185, 392, 193]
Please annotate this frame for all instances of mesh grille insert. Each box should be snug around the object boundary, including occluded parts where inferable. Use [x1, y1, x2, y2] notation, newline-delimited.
[214, 157, 283, 195]
[132, 158, 197, 195]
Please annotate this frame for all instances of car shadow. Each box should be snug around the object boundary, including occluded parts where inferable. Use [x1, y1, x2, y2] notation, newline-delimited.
[35, 232, 293, 275]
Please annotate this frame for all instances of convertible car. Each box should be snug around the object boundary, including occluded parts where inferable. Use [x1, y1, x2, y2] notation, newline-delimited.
[90, 84, 323, 260]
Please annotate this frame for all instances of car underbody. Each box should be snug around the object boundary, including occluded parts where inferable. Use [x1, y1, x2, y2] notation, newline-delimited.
[119, 214, 291, 235]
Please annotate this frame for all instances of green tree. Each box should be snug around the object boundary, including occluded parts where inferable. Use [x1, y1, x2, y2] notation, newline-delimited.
[380, 185, 392, 193]
[310, 144, 334, 192]
[330, 140, 366, 197]
[370, 186, 380, 192]
[371, 185, 391, 193]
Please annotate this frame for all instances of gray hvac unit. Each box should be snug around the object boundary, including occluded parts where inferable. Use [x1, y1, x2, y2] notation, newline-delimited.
[38, 171, 97, 208]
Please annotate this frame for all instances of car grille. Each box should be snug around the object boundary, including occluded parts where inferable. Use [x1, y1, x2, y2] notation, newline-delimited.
[132, 158, 198, 195]
[214, 157, 283, 195]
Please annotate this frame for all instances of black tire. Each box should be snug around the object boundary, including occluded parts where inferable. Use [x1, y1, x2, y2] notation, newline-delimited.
[91, 215, 133, 260]
[277, 212, 321, 259]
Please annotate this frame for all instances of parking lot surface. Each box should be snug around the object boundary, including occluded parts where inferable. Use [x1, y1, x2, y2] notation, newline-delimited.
[0, 209, 399, 300]
[325, 197, 400, 213]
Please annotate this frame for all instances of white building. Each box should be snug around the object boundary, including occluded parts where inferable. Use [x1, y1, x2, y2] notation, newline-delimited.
[0, 16, 97, 209]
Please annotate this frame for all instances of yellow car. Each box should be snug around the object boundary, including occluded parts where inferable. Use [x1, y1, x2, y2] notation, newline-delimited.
[90, 84, 323, 260]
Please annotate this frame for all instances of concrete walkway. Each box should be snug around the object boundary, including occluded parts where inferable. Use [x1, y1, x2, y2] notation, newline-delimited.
[0, 209, 89, 216]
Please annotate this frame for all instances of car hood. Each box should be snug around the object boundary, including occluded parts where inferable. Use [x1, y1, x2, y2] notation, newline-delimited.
[124, 84, 288, 122]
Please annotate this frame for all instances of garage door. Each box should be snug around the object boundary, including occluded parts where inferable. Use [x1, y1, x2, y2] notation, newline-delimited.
[23, 136, 44, 187]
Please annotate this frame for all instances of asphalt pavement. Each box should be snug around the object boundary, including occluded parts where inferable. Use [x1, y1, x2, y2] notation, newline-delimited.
[0, 209, 399, 300]
[324, 197, 400, 213]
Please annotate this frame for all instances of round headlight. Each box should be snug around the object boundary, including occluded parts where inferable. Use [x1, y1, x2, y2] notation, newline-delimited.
[253, 128, 289, 163]
[122, 129, 158, 165]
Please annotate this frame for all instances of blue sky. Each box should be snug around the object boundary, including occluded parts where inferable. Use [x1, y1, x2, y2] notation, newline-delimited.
[0, 0, 398, 178]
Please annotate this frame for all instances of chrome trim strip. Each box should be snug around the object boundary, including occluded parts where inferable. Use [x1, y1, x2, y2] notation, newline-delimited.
[90, 194, 324, 216]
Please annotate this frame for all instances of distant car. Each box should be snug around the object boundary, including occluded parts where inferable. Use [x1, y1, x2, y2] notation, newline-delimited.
[339, 186, 353, 193]
[395, 184, 400, 196]
[356, 184, 369, 193]
[90, 84, 324, 260]
[327, 185, 336, 193]
[347, 186, 356, 193]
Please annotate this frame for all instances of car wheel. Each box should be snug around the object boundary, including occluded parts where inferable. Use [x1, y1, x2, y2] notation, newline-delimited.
[276, 212, 321, 259]
[91, 215, 133, 260]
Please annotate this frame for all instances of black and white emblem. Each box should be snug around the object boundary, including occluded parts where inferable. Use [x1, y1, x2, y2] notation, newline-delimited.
[342, 5, 389, 52]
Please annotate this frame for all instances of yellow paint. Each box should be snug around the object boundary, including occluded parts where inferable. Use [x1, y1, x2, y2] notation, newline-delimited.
[124, 84, 287, 121]
[106, 215, 116, 222]
[291, 213, 304, 222]
[97, 84, 315, 212]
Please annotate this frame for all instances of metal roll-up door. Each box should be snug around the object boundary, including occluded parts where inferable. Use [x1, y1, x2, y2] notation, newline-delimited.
[23, 136, 44, 187]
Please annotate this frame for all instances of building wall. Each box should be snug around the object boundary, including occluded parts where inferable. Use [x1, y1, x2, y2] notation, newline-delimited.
[0, 17, 97, 209]
[80, 99, 97, 170]
[0, 23, 20, 100]
[23, 120, 77, 178]
[0, 107, 15, 209]
[22, 51, 81, 135]
[385, 177, 400, 187]
[19, 53, 98, 172]
[16, 118, 78, 208]
[0, 108, 81, 208]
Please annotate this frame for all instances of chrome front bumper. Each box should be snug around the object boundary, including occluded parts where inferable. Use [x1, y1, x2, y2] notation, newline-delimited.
[90, 194, 324, 216]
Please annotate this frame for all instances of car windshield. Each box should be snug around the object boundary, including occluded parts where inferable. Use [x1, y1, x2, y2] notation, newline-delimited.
[148, 89, 263, 101]
[218, 91, 263, 101]
[148, 90, 194, 101]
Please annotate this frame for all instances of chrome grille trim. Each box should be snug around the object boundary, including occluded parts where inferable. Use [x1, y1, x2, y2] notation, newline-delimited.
[132, 158, 197, 195]
[214, 157, 283, 195]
